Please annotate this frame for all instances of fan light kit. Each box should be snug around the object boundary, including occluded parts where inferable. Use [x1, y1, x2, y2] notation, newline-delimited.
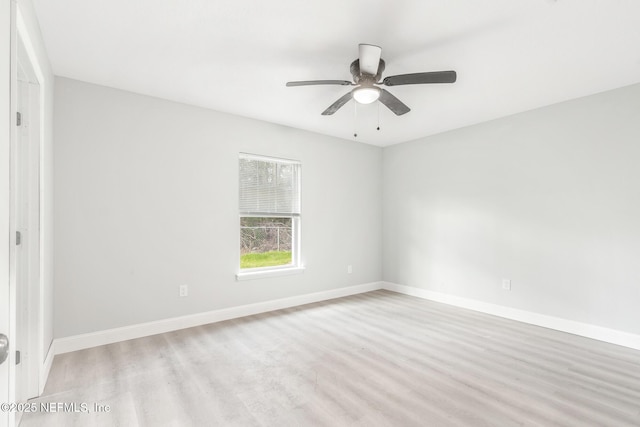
[352, 87, 380, 104]
[286, 43, 457, 116]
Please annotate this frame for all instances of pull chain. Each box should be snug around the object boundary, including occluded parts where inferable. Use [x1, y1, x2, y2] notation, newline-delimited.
[352, 101, 382, 138]
[353, 101, 358, 138]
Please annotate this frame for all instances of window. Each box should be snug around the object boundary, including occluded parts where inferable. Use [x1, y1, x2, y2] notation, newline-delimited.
[237, 153, 302, 279]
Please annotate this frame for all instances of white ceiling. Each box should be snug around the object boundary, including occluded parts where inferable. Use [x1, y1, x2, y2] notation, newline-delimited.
[32, 0, 640, 146]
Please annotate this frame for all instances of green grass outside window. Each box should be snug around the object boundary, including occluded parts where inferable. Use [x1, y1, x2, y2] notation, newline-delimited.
[240, 251, 292, 269]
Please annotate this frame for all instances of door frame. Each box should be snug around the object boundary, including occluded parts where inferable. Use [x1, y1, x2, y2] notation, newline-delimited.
[1, 2, 47, 426]
[1, 0, 17, 426]
[16, 1, 53, 399]
[16, 1, 49, 397]
[15, 25, 44, 403]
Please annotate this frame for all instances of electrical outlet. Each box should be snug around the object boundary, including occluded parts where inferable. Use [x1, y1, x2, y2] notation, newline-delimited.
[347, 265, 353, 274]
[502, 279, 511, 291]
[179, 285, 188, 297]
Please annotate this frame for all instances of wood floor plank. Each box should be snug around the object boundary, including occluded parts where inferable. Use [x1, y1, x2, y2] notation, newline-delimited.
[20, 290, 640, 426]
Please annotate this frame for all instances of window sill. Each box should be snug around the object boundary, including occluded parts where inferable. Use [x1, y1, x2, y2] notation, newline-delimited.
[236, 266, 305, 281]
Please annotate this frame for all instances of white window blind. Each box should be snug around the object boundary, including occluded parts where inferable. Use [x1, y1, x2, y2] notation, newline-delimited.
[239, 154, 301, 215]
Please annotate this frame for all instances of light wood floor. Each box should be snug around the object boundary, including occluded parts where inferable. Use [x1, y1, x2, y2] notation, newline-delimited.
[21, 290, 640, 426]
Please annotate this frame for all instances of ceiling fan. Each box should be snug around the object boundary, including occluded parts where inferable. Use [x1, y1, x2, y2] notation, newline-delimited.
[286, 44, 457, 116]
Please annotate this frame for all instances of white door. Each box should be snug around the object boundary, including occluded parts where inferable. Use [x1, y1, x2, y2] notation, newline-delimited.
[15, 35, 42, 410]
[14, 78, 29, 410]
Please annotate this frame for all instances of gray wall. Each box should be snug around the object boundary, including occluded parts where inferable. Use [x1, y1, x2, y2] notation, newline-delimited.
[54, 77, 382, 338]
[55, 75, 640, 339]
[383, 83, 640, 335]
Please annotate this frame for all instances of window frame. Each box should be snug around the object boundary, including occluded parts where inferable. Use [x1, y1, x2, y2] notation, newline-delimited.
[236, 154, 304, 281]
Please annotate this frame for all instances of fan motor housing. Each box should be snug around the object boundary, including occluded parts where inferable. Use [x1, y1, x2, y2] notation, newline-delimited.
[350, 59, 386, 83]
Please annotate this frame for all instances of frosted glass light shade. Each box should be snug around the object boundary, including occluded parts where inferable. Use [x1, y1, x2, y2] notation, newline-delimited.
[352, 87, 380, 104]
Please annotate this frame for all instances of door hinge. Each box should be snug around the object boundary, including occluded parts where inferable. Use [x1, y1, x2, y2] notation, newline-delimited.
[16, 111, 22, 126]
[16, 230, 22, 245]
[15, 350, 21, 365]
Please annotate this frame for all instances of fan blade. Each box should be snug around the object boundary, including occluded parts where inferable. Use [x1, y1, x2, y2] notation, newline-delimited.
[321, 92, 353, 115]
[378, 89, 410, 116]
[286, 80, 352, 87]
[382, 71, 457, 86]
[358, 44, 382, 76]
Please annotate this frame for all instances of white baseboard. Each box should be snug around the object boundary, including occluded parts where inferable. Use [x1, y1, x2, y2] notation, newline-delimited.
[382, 282, 640, 351]
[53, 282, 383, 355]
